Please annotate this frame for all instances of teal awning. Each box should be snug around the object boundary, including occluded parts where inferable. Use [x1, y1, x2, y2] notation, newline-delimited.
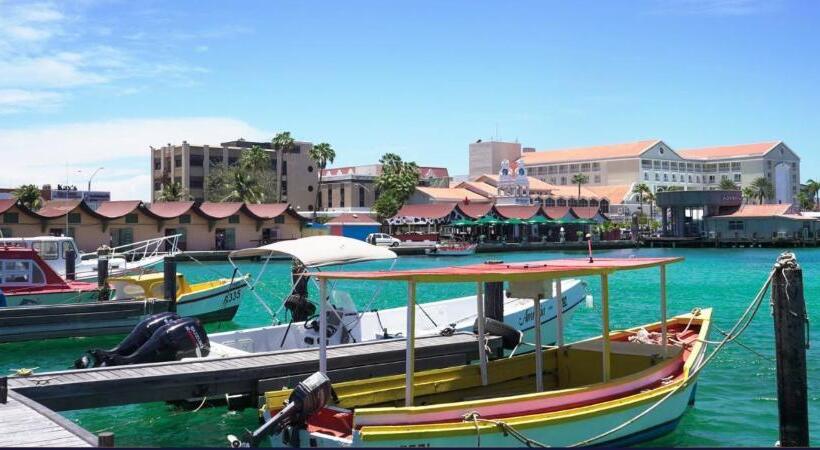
[451, 219, 476, 226]
[475, 216, 500, 225]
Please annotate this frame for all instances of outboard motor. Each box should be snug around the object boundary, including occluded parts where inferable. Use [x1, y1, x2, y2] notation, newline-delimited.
[229, 372, 334, 448]
[79, 317, 210, 368]
[473, 317, 523, 350]
[75, 312, 180, 368]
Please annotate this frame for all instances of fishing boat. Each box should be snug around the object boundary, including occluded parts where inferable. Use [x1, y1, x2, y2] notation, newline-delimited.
[0, 245, 101, 307]
[241, 256, 713, 448]
[109, 271, 247, 322]
[0, 234, 181, 282]
[426, 242, 477, 256]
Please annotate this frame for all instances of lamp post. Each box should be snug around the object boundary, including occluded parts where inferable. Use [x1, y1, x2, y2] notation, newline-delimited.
[86, 167, 104, 192]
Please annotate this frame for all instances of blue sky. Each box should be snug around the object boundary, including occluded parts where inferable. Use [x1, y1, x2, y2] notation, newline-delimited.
[0, 0, 818, 200]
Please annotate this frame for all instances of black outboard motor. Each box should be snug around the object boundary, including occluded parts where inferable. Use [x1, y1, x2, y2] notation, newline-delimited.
[229, 372, 334, 448]
[75, 312, 180, 368]
[98, 317, 210, 367]
[473, 317, 523, 350]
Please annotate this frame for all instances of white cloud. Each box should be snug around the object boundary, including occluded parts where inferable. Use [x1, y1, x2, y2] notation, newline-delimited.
[0, 117, 270, 200]
[0, 89, 63, 113]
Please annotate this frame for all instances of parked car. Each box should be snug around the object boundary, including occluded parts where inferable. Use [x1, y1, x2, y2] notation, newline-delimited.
[366, 233, 401, 247]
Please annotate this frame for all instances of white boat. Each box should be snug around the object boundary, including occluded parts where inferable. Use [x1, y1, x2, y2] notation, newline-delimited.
[0, 234, 181, 282]
[426, 242, 477, 256]
[196, 236, 588, 358]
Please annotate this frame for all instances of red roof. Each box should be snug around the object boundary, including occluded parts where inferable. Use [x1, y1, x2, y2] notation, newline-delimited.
[393, 203, 456, 220]
[456, 202, 493, 219]
[245, 203, 290, 220]
[542, 206, 573, 219]
[36, 200, 84, 218]
[326, 213, 380, 226]
[678, 141, 780, 160]
[0, 199, 16, 214]
[494, 205, 540, 220]
[95, 200, 142, 219]
[713, 203, 796, 218]
[572, 206, 604, 220]
[522, 140, 661, 165]
[148, 201, 196, 219]
[198, 202, 244, 219]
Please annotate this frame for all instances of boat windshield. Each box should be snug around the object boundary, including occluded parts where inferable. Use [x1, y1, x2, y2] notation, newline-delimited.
[31, 241, 60, 260]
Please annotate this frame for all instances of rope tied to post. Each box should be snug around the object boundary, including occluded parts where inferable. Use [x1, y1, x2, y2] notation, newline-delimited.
[462, 411, 550, 448]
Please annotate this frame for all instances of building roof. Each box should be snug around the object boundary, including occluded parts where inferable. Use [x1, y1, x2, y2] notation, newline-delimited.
[36, 200, 88, 218]
[573, 206, 608, 220]
[456, 202, 494, 219]
[244, 203, 290, 220]
[542, 206, 574, 220]
[198, 202, 244, 219]
[586, 184, 633, 203]
[415, 187, 490, 203]
[0, 199, 16, 214]
[326, 213, 381, 226]
[321, 165, 449, 179]
[475, 174, 599, 199]
[677, 141, 781, 160]
[521, 139, 661, 165]
[95, 200, 143, 219]
[456, 181, 498, 198]
[494, 205, 541, 220]
[148, 201, 196, 219]
[393, 203, 457, 220]
[712, 203, 797, 218]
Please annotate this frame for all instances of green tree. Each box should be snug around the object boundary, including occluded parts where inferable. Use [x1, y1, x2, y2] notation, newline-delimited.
[718, 178, 739, 190]
[749, 177, 774, 205]
[742, 186, 756, 205]
[308, 142, 336, 219]
[240, 145, 271, 172]
[157, 181, 189, 202]
[796, 190, 814, 211]
[631, 183, 651, 218]
[205, 145, 277, 203]
[571, 173, 589, 205]
[221, 170, 266, 203]
[805, 179, 820, 210]
[13, 184, 42, 210]
[374, 153, 420, 220]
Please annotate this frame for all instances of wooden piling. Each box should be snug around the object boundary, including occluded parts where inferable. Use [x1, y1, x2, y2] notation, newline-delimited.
[771, 252, 809, 447]
[163, 256, 177, 313]
[65, 250, 76, 281]
[96, 256, 109, 301]
[483, 281, 504, 321]
[98, 432, 114, 447]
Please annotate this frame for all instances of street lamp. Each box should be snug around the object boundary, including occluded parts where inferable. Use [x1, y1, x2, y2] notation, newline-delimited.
[86, 167, 104, 192]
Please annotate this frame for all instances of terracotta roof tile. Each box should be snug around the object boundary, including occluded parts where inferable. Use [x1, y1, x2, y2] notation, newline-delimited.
[542, 206, 573, 220]
[244, 203, 290, 220]
[494, 205, 540, 220]
[95, 200, 142, 219]
[456, 202, 494, 219]
[415, 187, 490, 202]
[586, 184, 632, 203]
[0, 199, 16, 214]
[572, 206, 604, 219]
[198, 202, 244, 219]
[456, 181, 497, 197]
[522, 139, 660, 165]
[394, 203, 457, 220]
[148, 201, 196, 219]
[37, 200, 83, 218]
[326, 213, 380, 225]
[678, 141, 780, 160]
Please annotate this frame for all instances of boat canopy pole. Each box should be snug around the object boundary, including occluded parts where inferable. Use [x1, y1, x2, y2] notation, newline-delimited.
[555, 278, 564, 348]
[534, 290, 544, 392]
[476, 282, 488, 387]
[319, 277, 328, 374]
[660, 265, 668, 358]
[601, 273, 611, 382]
[405, 281, 416, 406]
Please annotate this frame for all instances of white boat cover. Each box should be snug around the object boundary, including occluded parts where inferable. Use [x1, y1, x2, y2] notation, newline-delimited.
[228, 235, 397, 267]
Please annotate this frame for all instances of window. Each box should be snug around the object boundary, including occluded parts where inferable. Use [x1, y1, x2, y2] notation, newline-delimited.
[718, 163, 730, 172]
[359, 186, 366, 207]
[580, 163, 590, 171]
[721, 174, 728, 181]
[670, 162, 678, 171]
[644, 172, 649, 180]
[153, 181, 161, 191]
[274, 216, 285, 224]
[179, 214, 191, 224]
[111, 228, 134, 246]
[153, 158, 161, 170]
[308, 166, 314, 173]
[547, 166, 557, 174]
[0, 228, 10, 237]
[3, 212, 19, 224]
[734, 174, 742, 183]
[709, 175, 716, 183]
[731, 162, 741, 171]
[228, 215, 240, 224]
[653, 161, 661, 169]
[327, 189, 333, 208]
[340, 187, 345, 208]
[228, 157, 238, 166]
[190, 177, 204, 189]
[1, 260, 45, 285]
[672, 174, 677, 182]
[641, 160, 652, 169]
[209, 155, 223, 166]
[174, 156, 182, 166]
[688, 175, 692, 183]
[704, 164, 716, 173]
[655, 173, 660, 181]
[663, 173, 668, 181]
[569, 164, 579, 172]
[308, 185, 314, 192]
[558, 165, 568, 174]
[594, 175, 601, 183]
[560, 177, 566, 185]
[728, 220, 744, 231]
[661, 161, 670, 170]
[67, 213, 81, 224]
[125, 213, 138, 224]
[591, 162, 600, 171]
[190, 155, 204, 167]
[31, 241, 59, 260]
[697, 176, 701, 183]
[282, 160, 287, 176]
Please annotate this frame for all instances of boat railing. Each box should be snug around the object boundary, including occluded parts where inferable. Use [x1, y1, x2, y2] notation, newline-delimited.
[86, 234, 182, 262]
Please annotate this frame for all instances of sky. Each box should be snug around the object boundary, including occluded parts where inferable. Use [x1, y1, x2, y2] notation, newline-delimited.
[0, 0, 818, 200]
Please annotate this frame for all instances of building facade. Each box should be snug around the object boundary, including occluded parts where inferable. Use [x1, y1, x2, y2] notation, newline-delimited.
[468, 141, 524, 179]
[150, 139, 319, 211]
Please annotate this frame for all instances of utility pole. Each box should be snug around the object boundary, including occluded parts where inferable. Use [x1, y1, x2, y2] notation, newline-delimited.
[771, 252, 809, 447]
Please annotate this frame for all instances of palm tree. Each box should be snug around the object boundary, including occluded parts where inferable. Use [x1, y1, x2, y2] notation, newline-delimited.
[742, 186, 756, 205]
[308, 142, 336, 219]
[13, 184, 42, 210]
[718, 178, 739, 190]
[222, 171, 265, 203]
[240, 145, 271, 172]
[805, 178, 820, 210]
[374, 153, 420, 220]
[645, 191, 656, 228]
[271, 132, 296, 202]
[631, 183, 651, 218]
[796, 190, 814, 211]
[749, 177, 774, 205]
[571, 173, 589, 206]
[157, 181, 189, 202]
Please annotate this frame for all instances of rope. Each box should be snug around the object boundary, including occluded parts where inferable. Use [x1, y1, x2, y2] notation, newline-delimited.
[463, 411, 550, 448]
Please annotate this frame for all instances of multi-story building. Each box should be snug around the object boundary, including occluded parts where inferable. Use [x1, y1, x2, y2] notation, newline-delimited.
[468, 140, 527, 178]
[150, 139, 318, 211]
[319, 164, 449, 214]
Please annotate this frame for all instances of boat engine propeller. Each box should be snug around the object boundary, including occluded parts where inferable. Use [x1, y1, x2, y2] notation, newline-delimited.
[74, 313, 210, 368]
[228, 371, 335, 448]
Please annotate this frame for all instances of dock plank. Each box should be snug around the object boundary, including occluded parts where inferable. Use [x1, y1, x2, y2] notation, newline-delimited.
[0, 390, 96, 447]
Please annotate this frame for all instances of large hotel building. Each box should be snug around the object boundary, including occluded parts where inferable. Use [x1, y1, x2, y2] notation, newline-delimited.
[469, 139, 801, 212]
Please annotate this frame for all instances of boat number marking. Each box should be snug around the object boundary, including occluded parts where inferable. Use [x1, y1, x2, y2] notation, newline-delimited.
[518, 296, 567, 326]
[222, 289, 241, 306]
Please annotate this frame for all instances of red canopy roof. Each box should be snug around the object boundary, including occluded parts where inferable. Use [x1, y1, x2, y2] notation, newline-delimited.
[495, 205, 540, 220]
[198, 202, 244, 219]
[572, 206, 605, 220]
[542, 206, 573, 220]
[148, 201, 196, 219]
[393, 203, 456, 220]
[95, 200, 143, 219]
[314, 257, 683, 283]
[245, 203, 292, 220]
[0, 199, 16, 214]
[456, 202, 493, 219]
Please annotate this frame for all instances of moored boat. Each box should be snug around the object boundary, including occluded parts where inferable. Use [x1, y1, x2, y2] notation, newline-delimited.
[426, 242, 477, 256]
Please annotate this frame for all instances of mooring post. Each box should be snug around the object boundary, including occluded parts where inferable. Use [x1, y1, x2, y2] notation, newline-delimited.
[65, 249, 76, 281]
[98, 432, 115, 447]
[1, 376, 7, 404]
[164, 256, 177, 313]
[771, 252, 809, 447]
[483, 281, 504, 321]
[96, 255, 109, 301]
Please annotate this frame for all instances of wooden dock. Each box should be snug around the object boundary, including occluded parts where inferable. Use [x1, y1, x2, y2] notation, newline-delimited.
[0, 384, 97, 447]
[0, 299, 172, 343]
[8, 333, 500, 411]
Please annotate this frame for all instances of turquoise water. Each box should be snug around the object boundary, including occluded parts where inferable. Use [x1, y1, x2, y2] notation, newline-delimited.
[1, 247, 818, 447]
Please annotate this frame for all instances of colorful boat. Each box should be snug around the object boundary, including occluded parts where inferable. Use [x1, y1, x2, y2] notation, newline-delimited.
[244, 256, 712, 447]
[0, 245, 101, 307]
[426, 242, 477, 256]
[109, 271, 247, 322]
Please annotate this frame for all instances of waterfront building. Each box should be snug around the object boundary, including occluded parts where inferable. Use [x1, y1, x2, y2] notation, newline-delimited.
[325, 213, 381, 241]
[468, 140, 529, 178]
[150, 139, 318, 210]
[43, 184, 111, 210]
[0, 199, 304, 252]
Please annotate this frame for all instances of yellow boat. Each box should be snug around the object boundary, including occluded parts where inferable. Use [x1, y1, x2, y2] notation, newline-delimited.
[109, 272, 246, 323]
[244, 257, 715, 447]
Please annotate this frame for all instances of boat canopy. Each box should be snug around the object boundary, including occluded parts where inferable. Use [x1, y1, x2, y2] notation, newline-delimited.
[228, 235, 398, 267]
[312, 257, 683, 282]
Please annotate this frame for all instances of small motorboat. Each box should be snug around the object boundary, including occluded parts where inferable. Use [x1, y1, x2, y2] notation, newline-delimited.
[0, 245, 101, 307]
[242, 256, 713, 448]
[109, 271, 247, 323]
[426, 242, 477, 256]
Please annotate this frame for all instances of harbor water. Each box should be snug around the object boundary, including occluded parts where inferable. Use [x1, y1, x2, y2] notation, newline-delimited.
[1, 247, 817, 447]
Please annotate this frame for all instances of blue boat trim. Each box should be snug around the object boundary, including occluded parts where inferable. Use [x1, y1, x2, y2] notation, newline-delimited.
[593, 416, 683, 447]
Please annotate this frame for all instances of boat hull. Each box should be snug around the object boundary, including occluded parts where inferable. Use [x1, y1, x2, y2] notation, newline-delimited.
[176, 280, 244, 322]
[4, 290, 100, 307]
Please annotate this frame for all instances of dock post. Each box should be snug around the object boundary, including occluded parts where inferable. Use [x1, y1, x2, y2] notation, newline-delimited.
[97, 256, 109, 301]
[98, 432, 115, 447]
[163, 256, 177, 312]
[1, 376, 6, 404]
[771, 252, 809, 447]
[65, 250, 76, 281]
[483, 281, 504, 321]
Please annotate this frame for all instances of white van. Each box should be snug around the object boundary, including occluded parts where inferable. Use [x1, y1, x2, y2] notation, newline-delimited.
[365, 233, 401, 247]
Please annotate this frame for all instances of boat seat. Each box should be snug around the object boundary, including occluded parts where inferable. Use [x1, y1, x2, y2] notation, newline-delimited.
[568, 339, 681, 358]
